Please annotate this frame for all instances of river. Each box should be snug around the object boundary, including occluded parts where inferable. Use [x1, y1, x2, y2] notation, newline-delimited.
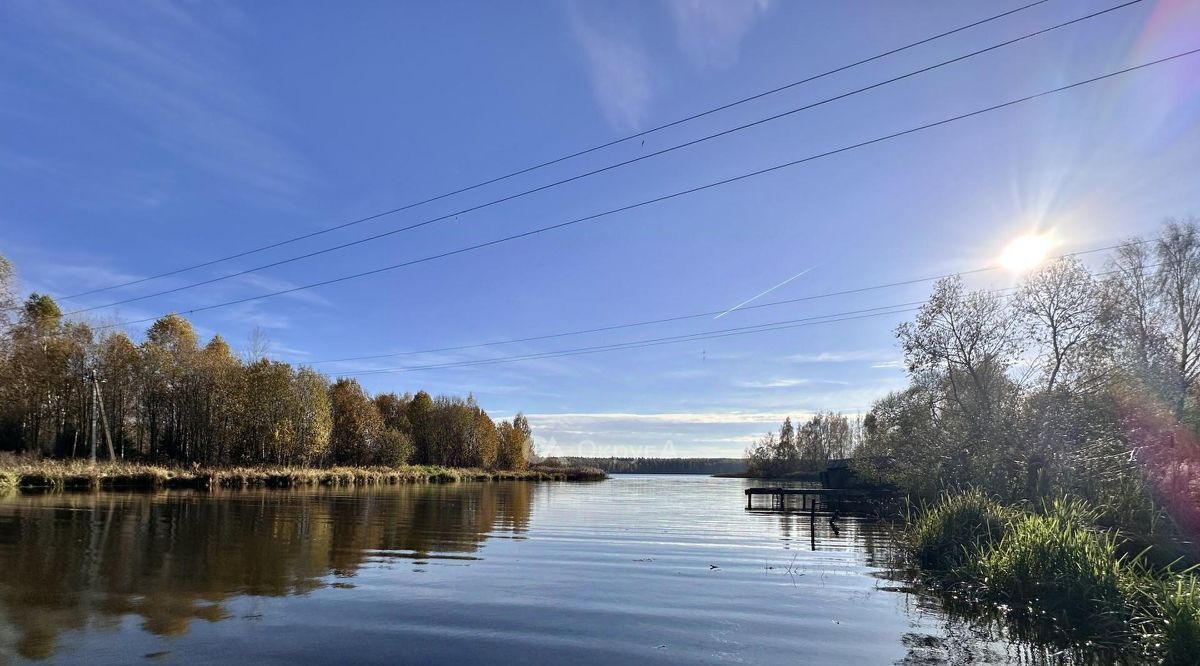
[0, 475, 1078, 664]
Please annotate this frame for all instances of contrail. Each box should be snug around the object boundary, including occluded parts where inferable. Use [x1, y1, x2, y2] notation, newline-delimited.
[713, 266, 816, 319]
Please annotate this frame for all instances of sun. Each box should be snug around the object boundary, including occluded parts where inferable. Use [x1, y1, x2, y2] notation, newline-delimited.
[999, 233, 1054, 273]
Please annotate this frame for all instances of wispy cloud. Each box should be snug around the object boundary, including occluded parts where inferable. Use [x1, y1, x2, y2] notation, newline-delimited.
[222, 273, 334, 308]
[567, 2, 655, 131]
[664, 0, 773, 71]
[566, 0, 772, 130]
[5, 0, 308, 201]
[734, 377, 850, 388]
[787, 349, 897, 364]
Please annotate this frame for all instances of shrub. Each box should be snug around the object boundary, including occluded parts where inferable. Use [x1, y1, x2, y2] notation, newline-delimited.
[907, 488, 1011, 571]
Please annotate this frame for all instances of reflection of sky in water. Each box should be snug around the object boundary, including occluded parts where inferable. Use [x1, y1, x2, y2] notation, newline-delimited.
[0, 478, 1105, 663]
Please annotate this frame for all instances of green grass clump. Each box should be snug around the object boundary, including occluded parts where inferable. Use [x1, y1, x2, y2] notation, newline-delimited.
[972, 498, 1130, 639]
[907, 491, 1200, 659]
[907, 488, 1011, 571]
[1134, 573, 1200, 664]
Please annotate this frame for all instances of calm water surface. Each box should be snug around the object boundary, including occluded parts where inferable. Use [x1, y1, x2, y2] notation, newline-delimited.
[0, 476, 1061, 664]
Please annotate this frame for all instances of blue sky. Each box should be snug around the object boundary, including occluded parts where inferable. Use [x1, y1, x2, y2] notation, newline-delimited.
[2, 0, 1198, 457]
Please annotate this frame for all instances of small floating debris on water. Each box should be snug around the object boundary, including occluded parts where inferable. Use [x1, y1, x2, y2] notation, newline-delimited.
[144, 651, 170, 660]
[331, 582, 356, 589]
[633, 558, 654, 562]
[709, 564, 720, 570]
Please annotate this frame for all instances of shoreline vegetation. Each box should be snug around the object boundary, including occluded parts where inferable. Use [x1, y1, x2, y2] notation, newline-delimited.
[559, 456, 745, 475]
[0, 460, 606, 492]
[849, 219, 1200, 663]
[905, 490, 1199, 663]
[729, 220, 1200, 660]
[0, 252, 551, 477]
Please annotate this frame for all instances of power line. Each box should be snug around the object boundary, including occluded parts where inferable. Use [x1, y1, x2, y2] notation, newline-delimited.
[330, 258, 1162, 377]
[343, 304, 928, 377]
[57, 0, 1055, 302]
[87, 46, 1197, 332]
[302, 240, 1138, 366]
[63, 0, 1143, 317]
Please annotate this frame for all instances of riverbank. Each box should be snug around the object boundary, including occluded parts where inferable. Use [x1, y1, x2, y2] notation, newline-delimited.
[0, 460, 606, 491]
[905, 490, 1200, 664]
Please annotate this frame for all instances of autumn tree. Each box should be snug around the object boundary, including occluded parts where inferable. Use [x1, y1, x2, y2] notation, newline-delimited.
[0, 255, 533, 470]
[96, 332, 140, 458]
[291, 367, 332, 465]
[329, 377, 383, 466]
[407, 390, 434, 464]
[3, 294, 82, 454]
[239, 359, 296, 464]
[496, 413, 532, 470]
[139, 314, 199, 460]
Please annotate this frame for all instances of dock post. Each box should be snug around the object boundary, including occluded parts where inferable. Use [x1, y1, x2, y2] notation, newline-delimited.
[809, 502, 816, 551]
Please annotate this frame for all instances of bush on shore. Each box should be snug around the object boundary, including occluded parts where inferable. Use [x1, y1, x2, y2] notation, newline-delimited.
[907, 491, 1200, 662]
[972, 498, 1130, 638]
[906, 488, 1011, 571]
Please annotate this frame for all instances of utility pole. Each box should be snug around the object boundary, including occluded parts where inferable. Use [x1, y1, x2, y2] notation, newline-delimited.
[97, 380, 116, 460]
[88, 369, 98, 464]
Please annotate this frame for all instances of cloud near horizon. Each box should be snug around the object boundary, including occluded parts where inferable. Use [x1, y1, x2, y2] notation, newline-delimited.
[524, 408, 857, 458]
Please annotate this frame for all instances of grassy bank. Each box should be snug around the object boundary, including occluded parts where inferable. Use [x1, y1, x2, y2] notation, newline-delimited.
[0, 460, 606, 491]
[905, 491, 1200, 663]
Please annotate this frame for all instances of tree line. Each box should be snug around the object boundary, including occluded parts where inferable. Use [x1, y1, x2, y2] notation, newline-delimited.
[855, 217, 1200, 543]
[0, 255, 533, 469]
[559, 456, 746, 475]
[744, 411, 863, 477]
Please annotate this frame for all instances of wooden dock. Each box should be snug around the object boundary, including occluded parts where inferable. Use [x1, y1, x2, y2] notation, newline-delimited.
[744, 487, 888, 511]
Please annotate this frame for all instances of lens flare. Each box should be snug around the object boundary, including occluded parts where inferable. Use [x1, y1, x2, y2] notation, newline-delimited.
[999, 234, 1054, 273]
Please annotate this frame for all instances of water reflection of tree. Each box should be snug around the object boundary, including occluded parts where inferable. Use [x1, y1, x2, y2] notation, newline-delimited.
[0, 483, 533, 660]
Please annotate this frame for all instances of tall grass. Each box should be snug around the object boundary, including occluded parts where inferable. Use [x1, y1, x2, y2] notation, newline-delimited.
[1131, 572, 1200, 664]
[972, 498, 1131, 639]
[906, 491, 1200, 661]
[906, 488, 1011, 571]
[0, 460, 606, 491]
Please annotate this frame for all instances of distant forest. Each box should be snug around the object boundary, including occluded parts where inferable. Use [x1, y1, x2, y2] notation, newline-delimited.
[0, 253, 533, 470]
[560, 457, 746, 475]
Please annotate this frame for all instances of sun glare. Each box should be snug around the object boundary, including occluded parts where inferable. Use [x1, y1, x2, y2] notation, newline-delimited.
[999, 233, 1053, 273]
